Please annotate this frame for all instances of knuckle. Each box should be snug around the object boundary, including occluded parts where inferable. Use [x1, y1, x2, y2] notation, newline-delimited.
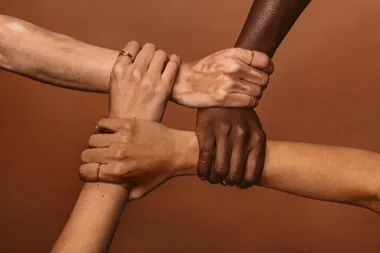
[113, 148, 126, 160]
[131, 190, 144, 200]
[227, 61, 242, 74]
[112, 164, 125, 178]
[119, 133, 131, 144]
[111, 64, 125, 79]
[130, 67, 143, 80]
[234, 125, 247, 138]
[224, 76, 235, 87]
[252, 130, 266, 144]
[218, 123, 232, 135]
[213, 90, 228, 104]
[225, 48, 239, 57]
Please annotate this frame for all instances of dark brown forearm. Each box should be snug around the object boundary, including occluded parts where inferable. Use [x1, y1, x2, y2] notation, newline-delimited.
[235, 0, 311, 56]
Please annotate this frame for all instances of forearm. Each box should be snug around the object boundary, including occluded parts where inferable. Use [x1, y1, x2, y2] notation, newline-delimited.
[51, 183, 128, 253]
[0, 14, 118, 92]
[176, 131, 380, 213]
[235, 0, 311, 56]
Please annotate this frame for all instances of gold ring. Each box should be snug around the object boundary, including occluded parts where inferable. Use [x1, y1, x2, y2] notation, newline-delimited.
[119, 50, 133, 60]
[221, 180, 231, 187]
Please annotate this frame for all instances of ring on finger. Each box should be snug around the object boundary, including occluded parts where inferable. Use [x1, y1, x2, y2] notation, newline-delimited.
[221, 180, 231, 187]
[119, 50, 134, 62]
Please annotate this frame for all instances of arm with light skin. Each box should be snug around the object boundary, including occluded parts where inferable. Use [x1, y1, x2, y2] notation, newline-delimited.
[79, 119, 380, 214]
[0, 14, 272, 108]
[51, 42, 180, 253]
[195, 0, 312, 188]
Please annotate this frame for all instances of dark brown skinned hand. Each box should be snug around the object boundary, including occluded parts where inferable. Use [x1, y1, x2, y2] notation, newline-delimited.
[196, 107, 266, 188]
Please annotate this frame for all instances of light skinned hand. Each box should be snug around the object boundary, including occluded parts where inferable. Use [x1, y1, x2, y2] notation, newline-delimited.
[173, 48, 274, 108]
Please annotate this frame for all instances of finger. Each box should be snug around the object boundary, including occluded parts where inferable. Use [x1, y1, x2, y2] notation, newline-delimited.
[222, 93, 258, 108]
[250, 51, 274, 74]
[114, 41, 142, 67]
[208, 131, 231, 184]
[80, 148, 118, 164]
[224, 133, 248, 186]
[162, 54, 181, 84]
[148, 50, 169, 74]
[88, 133, 116, 148]
[234, 48, 273, 74]
[96, 118, 132, 133]
[237, 134, 266, 189]
[133, 43, 156, 70]
[79, 163, 127, 184]
[237, 65, 270, 89]
[196, 131, 216, 181]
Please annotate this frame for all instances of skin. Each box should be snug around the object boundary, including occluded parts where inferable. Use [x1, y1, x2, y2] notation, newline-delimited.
[0, 14, 272, 108]
[79, 118, 380, 214]
[195, 0, 312, 187]
[52, 41, 180, 253]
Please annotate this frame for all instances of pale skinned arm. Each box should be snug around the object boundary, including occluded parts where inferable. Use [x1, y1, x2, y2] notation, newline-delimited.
[0, 14, 273, 108]
[181, 133, 380, 213]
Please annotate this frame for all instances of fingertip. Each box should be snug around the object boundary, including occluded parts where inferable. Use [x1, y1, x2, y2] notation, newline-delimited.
[170, 54, 181, 64]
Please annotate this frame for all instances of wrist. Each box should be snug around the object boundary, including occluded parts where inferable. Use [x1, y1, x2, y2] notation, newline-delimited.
[170, 130, 198, 177]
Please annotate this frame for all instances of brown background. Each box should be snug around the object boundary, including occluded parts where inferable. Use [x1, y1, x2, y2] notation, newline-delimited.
[1, 0, 380, 252]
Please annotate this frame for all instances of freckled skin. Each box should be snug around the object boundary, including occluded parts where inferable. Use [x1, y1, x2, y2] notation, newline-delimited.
[195, 0, 312, 187]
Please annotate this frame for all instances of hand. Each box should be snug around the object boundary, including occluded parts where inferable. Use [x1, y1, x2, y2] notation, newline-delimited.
[196, 108, 266, 188]
[108, 42, 180, 121]
[79, 118, 189, 200]
[172, 48, 273, 108]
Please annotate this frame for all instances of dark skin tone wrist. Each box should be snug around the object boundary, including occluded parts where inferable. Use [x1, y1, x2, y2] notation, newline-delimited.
[195, 0, 312, 187]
